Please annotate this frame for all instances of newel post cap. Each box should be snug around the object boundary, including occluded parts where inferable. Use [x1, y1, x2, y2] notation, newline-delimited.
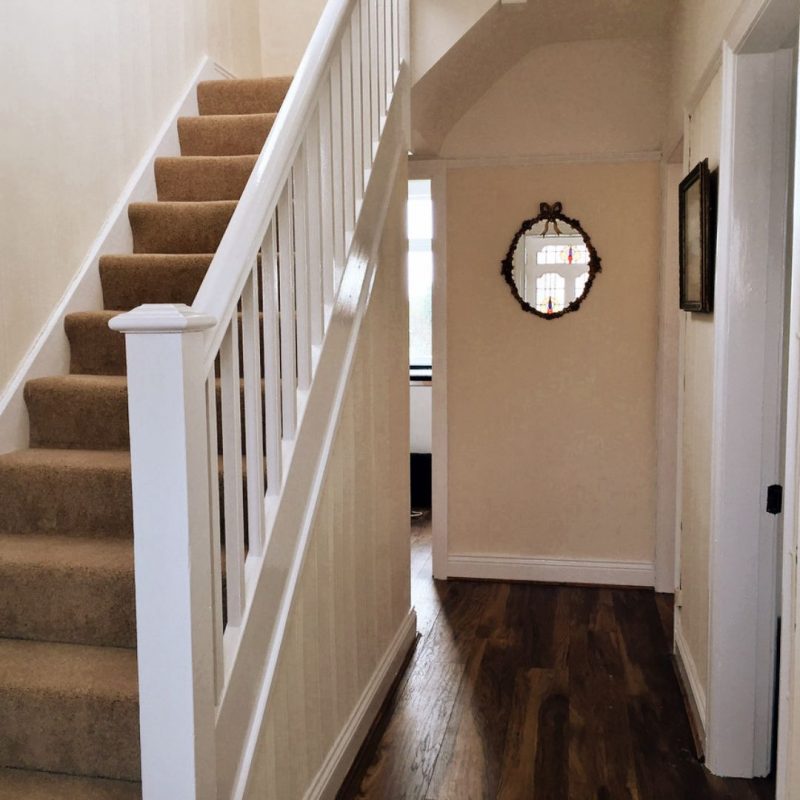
[109, 304, 217, 334]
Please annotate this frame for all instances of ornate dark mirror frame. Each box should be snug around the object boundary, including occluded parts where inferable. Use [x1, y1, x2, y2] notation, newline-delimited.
[501, 202, 602, 320]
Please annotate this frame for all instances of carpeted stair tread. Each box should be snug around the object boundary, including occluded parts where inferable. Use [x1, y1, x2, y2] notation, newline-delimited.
[0, 534, 134, 648]
[26, 376, 128, 450]
[197, 77, 292, 116]
[178, 113, 276, 156]
[0, 449, 131, 537]
[65, 311, 125, 376]
[129, 200, 237, 254]
[100, 254, 213, 310]
[0, 767, 140, 799]
[0, 639, 139, 780]
[155, 155, 257, 202]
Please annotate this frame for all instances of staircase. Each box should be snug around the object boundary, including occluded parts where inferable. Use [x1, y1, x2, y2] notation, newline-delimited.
[0, 76, 291, 798]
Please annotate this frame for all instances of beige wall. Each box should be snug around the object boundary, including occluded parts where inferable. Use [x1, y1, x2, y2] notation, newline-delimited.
[0, 0, 262, 400]
[667, 0, 745, 144]
[246, 168, 411, 798]
[446, 161, 660, 564]
[441, 38, 667, 159]
[258, 0, 327, 76]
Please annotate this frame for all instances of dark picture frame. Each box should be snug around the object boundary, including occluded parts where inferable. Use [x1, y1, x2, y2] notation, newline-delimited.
[679, 159, 716, 313]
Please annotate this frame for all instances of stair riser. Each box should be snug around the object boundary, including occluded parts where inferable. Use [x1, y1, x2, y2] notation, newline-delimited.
[27, 381, 264, 453]
[100, 258, 211, 310]
[0, 465, 132, 537]
[0, 563, 135, 648]
[197, 77, 292, 116]
[66, 317, 126, 376]
[178, 115, 275, 156]
[0, 690, 139, 781]
[67, 315, 264, 377]
[129, 202, 236, 255]
[155, 156, 256, 202]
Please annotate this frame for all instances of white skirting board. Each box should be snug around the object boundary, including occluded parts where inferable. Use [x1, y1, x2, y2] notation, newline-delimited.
[0, 56, 232, 455]
[447, 553, 655, 587]
[674, 614, 708, 742]
[301, 610, 417, 800]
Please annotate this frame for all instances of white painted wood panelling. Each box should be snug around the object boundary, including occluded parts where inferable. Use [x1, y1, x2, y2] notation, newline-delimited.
[244, 170, 412, 799]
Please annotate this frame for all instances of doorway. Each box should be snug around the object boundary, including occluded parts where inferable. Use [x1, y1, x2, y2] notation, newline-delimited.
[703, 2, 798, 783]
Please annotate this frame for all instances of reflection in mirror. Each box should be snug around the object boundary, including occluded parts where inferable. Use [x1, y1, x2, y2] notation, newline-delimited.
[502, 203, 601, 319]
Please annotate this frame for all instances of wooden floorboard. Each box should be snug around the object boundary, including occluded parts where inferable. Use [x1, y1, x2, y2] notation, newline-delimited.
[338, 515, 775, 799]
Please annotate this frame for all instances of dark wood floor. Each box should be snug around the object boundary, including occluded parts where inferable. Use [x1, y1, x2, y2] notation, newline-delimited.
[339, 513, 775, 800]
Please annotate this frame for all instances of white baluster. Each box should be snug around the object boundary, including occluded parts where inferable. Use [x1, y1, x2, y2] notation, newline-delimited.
[330, 52, 346, 284]
[220, 317, 246, 627]
[361, 0, 373, 174]
[278, 184, 298, 438]
[369, 0, 380, 148]
[304, 114, 325, 346]
[319, 84, 336, 309]
[262, 220, 283, 495]
[341, 24, 355, 236]
[205, 369, 224, 699]
[293, 154, 313, 391]
[351, 7, 364, 204]
[377, 0, 386, 121]
[241, 266, 266, 556]
[109, 304, 217, 800]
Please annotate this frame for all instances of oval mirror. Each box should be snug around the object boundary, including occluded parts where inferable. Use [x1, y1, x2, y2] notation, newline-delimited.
[501, 202, 601, 319]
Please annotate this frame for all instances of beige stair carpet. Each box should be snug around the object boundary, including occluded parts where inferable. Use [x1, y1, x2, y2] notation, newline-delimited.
[0, 75, 291, 797]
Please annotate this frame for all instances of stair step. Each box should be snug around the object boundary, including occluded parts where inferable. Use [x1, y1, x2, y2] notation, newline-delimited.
[25, 374, 263, 452]
[0, 449, 132, 537]
[0, 767, 140, 799]
[0, 534, 134, 648]
[129, 200, 237, 254]
[155, 155, 257, 202]
[26, 375, 128, 450]
[178, 113, 276, 156]
[100, 254, 213, 310]
[65, 311, 125, 375]
[197, 77, 292, 116]
[0, 639, 139, 780]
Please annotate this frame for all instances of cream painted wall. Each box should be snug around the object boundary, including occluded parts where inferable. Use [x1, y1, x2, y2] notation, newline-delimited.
[441, 38, 668, 159]
[258, 0, 327, 76]
[446, 161, 660, 564]
[208, 0, 264, 77]
[667, 0, 749, 144]
[675, 62, 722, 703]
[0, 0, 262, 400]
[411, 0, 494, 83]
[246, 168, 411, 799]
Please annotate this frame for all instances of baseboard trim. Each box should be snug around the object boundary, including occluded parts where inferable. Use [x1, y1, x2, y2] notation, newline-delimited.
[302, 610, 417, 800]
[0, 55, 231, 455]
[447, 553, 655, 587]
[674, 614, 707, 755]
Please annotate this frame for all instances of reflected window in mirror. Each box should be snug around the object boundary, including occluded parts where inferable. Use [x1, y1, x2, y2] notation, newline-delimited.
[502, 202, 601, 319]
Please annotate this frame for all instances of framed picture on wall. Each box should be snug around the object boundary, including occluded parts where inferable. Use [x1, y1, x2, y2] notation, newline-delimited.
[679, 158, 716, 313]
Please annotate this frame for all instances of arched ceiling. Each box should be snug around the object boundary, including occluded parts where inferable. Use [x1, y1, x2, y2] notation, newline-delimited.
[411, 0, 676, 156]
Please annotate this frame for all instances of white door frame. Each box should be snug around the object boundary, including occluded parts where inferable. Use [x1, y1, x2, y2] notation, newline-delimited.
[409, 160, 449, 578]
[776, 22, 800, 800]
[707, 29, 794, 777]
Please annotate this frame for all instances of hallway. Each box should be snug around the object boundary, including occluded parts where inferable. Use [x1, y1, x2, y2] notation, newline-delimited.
[339, 516, 775, 799]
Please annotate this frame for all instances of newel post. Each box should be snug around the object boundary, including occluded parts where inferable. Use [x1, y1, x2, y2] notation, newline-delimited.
[110, 304, 217, 800]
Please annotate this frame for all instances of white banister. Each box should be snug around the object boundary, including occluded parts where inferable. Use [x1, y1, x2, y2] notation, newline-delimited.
[113, 0, 410, 794]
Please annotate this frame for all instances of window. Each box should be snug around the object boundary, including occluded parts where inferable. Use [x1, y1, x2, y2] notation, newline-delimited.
[535, 272, 566, 314]
[408, 180, 433, 378]
[536, 244, 590, 265]
[575, 271, 589, 298]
